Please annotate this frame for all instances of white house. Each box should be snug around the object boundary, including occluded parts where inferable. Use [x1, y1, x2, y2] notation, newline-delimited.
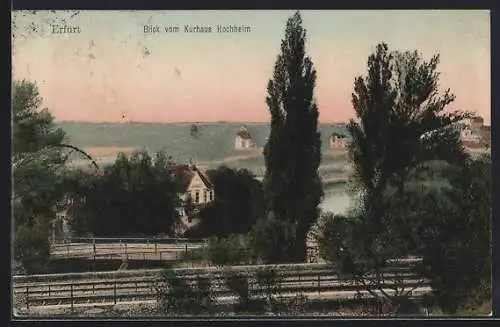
[421, 115, 490, 153]
[235, 127, 254, 150]
[329, 133, 347, 150]
[168, 163, 215, 231]
[453, 116, 484, 142]
[451, 115, 490, 145]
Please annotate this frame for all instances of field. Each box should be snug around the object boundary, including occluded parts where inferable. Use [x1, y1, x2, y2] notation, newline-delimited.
[59, 121, 350, 176]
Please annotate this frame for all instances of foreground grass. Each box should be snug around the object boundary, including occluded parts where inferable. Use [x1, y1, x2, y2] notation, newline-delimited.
[14, 297, 425, 318]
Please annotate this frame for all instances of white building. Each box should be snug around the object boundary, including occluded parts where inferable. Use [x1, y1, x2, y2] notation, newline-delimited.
[235, 127, 254, 150]
[329, 133, 347, 150]
[169, 163, 214, 232]
[452, 117, 481, 142]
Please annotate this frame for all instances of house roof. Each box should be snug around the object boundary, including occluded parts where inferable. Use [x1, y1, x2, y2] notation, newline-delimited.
[237, 130, 252, 140]
[168, 164, 213, 192]
[472, 116, 484, 123]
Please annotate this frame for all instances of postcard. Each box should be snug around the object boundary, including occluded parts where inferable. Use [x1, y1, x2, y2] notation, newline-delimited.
[11, 10, 491, 318]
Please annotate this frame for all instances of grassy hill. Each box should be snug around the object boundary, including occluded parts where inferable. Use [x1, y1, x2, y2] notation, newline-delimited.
[58, 122, 349, 174]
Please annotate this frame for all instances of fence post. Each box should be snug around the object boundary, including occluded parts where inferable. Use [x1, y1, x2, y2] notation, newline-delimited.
[125, 243, 128, 255]
[318, 275, 321, 294]
[155, 243, 157, 254]
[25, 285, 29, 310]
[185, 243, 188, 257]
[159, 251, 162, 261]
[70, 284, 74, 311]
[48, 284, 51, 297]
[114, 280, 117, 304]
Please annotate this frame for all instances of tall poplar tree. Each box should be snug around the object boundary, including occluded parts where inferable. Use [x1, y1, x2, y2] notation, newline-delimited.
[261, 11, 323, 263]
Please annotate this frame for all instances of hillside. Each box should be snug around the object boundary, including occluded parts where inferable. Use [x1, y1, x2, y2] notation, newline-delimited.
[59, 122, 349, 168]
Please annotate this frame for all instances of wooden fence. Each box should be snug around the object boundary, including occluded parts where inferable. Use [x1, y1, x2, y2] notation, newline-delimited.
[53, 237, 209, 245]
[13, 262, 430, 310]
[50, 237, 209, 261]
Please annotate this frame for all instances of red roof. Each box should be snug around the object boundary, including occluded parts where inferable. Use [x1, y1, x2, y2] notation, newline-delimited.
[168, 164, 213, 192]
[237, 130, 252, 140]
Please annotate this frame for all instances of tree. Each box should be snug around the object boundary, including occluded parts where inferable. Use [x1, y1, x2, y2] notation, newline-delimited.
[415, 155, 491, 313]
[262, 11, 323, 263]
[323, 43, 472, 312]
[188, 166, 264, 238]
[68, 150, 181, 237]
[12, 79, 96, 273]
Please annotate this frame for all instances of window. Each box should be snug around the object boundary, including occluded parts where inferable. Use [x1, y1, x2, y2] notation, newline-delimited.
[194, 191, 200, 203]
[209, 191, 214, 201]
[203, 190, 207, 203]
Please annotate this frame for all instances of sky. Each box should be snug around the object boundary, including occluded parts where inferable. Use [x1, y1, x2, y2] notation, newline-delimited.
[12, 10, 491, 124]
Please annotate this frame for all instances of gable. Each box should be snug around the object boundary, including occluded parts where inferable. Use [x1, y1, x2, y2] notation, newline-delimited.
[237, 130, 252, 140]
[187, 170, 213, 190]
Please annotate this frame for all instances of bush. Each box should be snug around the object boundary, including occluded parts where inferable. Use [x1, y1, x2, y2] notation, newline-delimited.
[223, 270, 267, 314]
[205, 235, 252, 266]
[247, 212, 296, 264]
[13, 221, 51, 274]
[155, 269, 216, 315]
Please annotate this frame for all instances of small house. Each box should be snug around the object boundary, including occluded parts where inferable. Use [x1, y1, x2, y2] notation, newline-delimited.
[235, 126, 254, 150]
[168, 162, 214, 230]
[454, 115, 487, 143]
[329, 133, 347, 150]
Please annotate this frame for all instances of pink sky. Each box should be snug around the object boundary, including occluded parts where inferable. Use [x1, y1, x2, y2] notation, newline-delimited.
[12, 10, 491, 124]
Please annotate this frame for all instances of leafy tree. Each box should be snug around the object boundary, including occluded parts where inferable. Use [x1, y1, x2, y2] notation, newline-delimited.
[12, 79, 96, 273]
[415, 155, 491, 313]
[189, 166, 264, 237]
[323, 43, 472, 311]
[262, 11, 323, 263]
[68, 150, 181, 237]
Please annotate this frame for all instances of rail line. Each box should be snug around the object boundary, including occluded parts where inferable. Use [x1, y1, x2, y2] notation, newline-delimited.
[13, 261, 429, 311]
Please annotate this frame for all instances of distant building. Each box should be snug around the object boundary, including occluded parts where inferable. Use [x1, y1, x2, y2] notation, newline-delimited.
[452, 115, 490, 146]
[235, 126, 255, 150]
[168, 162, 214, 231]
[329, 133, 347, 150]
[479, 125, 491, 147]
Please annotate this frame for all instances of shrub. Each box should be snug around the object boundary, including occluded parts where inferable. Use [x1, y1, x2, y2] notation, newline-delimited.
[205, 235, 252, 266]
[13, 221, 51, 274]
[223, 269, 267, 314]
[155, 269, 216, 315]
[247, 212, 296, 264]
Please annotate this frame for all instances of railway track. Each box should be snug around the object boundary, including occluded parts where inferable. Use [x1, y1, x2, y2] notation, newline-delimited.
[14, 261, 429, 310]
